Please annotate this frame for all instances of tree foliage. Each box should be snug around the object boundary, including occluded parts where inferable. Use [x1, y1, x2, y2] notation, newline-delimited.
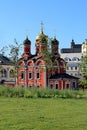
[9, 39, 22, 81]
[79, 53, 87, 87]
[41, 38, 55, 69]
[0, 46, 8, 56]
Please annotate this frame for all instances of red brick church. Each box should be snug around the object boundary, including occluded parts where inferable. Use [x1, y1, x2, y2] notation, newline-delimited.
[17, 25, 78, 89]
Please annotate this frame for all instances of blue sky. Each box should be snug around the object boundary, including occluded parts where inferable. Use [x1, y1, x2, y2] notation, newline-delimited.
[0, 0, 87, 54]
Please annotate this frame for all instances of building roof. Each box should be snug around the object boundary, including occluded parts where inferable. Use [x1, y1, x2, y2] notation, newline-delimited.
[49, 73, 79, 79]
[61, 47, 81, 53]
[61, 39, 82, 53]
[0, 54, 12, 65]
[23, 36, 31, 45]
[51, 37, 59, 45]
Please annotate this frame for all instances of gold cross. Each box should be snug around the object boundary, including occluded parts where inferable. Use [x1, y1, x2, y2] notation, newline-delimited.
[41, 21, 44, 33]
[26, 29, 29, 38]
[54, 29, 56, 38]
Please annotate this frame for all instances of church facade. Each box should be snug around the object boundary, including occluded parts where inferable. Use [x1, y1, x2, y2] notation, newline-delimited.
[17, 27, 79, 89]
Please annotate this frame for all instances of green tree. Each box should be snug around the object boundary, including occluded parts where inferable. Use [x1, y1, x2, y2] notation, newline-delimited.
[9, 39, 22, 85]
[41, 38, 56, 69]
[0, 46, 8, 56]
[79, 53, 87, 88]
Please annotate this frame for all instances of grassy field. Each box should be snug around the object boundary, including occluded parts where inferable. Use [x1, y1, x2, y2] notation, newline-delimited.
[0, 97, 87, 130]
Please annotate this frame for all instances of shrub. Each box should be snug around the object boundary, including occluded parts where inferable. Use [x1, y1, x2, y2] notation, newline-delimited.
[0, 86, 86, 99]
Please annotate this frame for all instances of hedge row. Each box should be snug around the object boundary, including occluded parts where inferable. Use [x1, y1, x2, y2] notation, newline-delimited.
[0, 86, 86, 99]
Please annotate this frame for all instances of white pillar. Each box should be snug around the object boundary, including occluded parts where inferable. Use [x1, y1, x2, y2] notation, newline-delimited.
[44, 66, 46, 88]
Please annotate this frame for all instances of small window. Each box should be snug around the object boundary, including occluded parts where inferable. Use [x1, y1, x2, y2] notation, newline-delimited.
[37, 72, 40, 79]
[75, 66, 77, 70]
[66, 84, 69, 89]
[55, 84, 58, 89]
[20, 71, 24, 79]
[50, 84, 53, 89]
[28, 71, 32, 79]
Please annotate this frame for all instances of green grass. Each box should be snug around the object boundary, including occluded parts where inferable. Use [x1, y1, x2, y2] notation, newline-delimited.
[0, 97, 87, 130]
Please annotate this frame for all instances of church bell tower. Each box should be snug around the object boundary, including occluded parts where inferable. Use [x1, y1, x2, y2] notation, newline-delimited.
[35, 23, 48, 55]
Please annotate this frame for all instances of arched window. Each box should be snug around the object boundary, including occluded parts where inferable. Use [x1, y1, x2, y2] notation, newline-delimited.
[64, 57, 71, 62]
[72, 57, 79, 61]
[28, 71, 32, 79]
[49, 82, 53, 89]
[55, 83, 59, 89]
[0, 69, 7, 78]
[10, 69, 14, 78]
[37, 72, 40, 79]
